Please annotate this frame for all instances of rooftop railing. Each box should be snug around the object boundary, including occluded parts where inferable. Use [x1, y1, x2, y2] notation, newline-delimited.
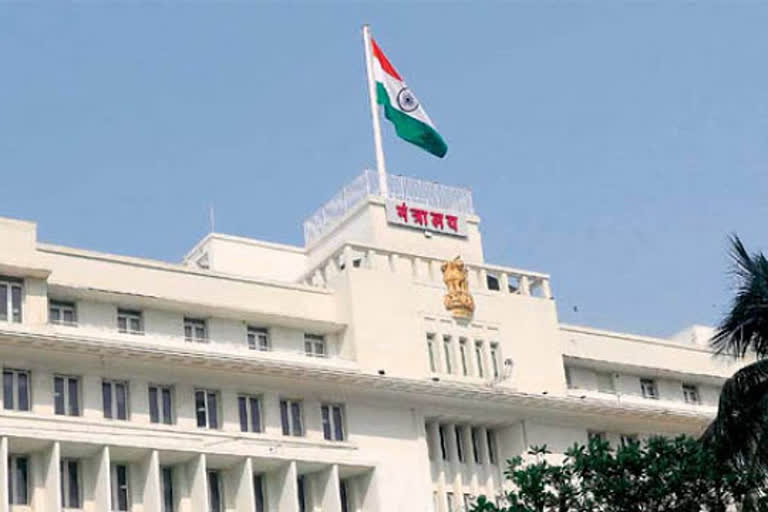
[303, 170, 475, 246]
[299, 242, 553, 300]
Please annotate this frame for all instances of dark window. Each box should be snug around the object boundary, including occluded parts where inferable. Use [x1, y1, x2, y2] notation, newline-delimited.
[487, 430, 497, 464]
[49, 300, 77, 325]
[280, 399, 303, 436]
[247, 327, 270, 351]
[455, 426, 465, 463]
[340, 480, 350, 512]
[253, 474, 265, 512]
[162, 467, 174, 512]
[471, 428, 481, 464]
[149, 385, 174, 424]
[54, 376, 80, 416]
[208, 471, 223, 512]
[117, 309, 143, 334]
[238, 395, 262, 433]
[3, 369, 30, 411]
[439, 425, 448, 461]
[195, 390, 219, 429]
[184, 318, 208, 342]
[103, 380, 129, 420]
[321, 404, 345, 441]
[112, 464, 129, 511]
[297, 475, 307, 512]
[60, 459, 81, 508]
[8, 456, 28, 505]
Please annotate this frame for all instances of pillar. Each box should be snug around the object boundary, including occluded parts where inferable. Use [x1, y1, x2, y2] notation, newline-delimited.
[186, 454, 208, 512]
[266, 461, 298, 512]
[140, 450, 162, 512]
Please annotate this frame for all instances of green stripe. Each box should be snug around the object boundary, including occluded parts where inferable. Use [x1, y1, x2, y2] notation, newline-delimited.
[376, 82, 447, 158]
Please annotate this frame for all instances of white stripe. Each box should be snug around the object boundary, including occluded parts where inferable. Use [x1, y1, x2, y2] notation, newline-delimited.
[373, 57, 436, 129]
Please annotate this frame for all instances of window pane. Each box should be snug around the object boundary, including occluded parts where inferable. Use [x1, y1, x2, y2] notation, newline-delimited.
[207, 392, 218, 429]
[291, 402, 303, 436]
[247, 333, 255, 350]
[3, 371, 13, 410]
[184, 325, 192, 340]
[63, 309, 75, 324]
[238, 396, 248, 432]
[11, 286, 21, 323]
[162, 467, 174, 512]
[117, 465, 128, 511]
[254, 474, 265, 512]
[304, 341, 312, 355]
[50, 308, 61, 323]
[118, 316, 127, 332]
[340, 480, 349, 512]
[130, 317, 141, 333]
[68, 460, 80, 508]
[162, 388, 172, 424]
[280, 400, 290, 436]
[54, 377, 65, 415]
[297, 476, 306, 512]
[0, 284, 7, 320]
[315, 342, 325, 356]
[249, 397, 261, 433]
[195, 391, 206, 427]
[333, 406, 344, 441]
[103, 381, 113, 419]
[115, 382, 127, 420]
[16, 457, 28, 505]
[321, 405, 331, 440]
[17, 372, 28, 411]
[208, 472, 221, 512]
[68, 378, 79, 416]
[149, 387, 159, 423]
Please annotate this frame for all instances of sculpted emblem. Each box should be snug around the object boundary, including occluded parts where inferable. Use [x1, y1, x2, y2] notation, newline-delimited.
[441, 256, 475, 319]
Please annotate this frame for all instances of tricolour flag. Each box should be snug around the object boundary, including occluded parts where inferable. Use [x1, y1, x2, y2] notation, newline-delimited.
[371, 38, 448, 158]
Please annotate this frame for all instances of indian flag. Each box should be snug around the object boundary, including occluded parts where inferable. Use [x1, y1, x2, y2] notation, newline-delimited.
[371, 38, 448, 158]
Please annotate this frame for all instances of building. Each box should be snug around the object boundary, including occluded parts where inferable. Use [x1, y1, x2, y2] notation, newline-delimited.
[0, 169, 741, 512]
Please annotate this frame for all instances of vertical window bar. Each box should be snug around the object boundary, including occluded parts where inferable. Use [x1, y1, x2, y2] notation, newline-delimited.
[149, 386, 159, 423]
[103, 381, 113, 419]
[54, 376, 64, 415]
[238, 396, 248, 432]
[3, 370, 13, 410]
[280, 400, 290, 435]
[249, 397, 261, 433]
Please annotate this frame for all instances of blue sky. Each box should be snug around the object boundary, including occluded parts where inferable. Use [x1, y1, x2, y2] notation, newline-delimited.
[2, 3, 767, 337]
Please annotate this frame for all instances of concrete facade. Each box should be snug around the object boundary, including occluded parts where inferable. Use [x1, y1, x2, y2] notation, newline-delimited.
[0, 174, 743, 512]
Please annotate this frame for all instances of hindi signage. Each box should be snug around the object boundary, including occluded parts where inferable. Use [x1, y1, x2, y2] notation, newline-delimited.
[385, 200, 468, 237]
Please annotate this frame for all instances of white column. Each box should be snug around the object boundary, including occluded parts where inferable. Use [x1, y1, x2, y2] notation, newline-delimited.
[0, 437, 9, 512]
[140, 450, 162, 512]
[228, 458, 255, 512]
[518, 275, 530, 296]
[541, 278, 553, 299]
[266, 461, 298, 512]
[353, 471, 380, 512]
[42, 441, 61, 512]
[89, 445, 111, 512]
[499, 273, 510, 294]
[315, 464, 342, 512]
[365, 249, 377, 270]
[173, 463, 192, 512]
[186, 454, 208, 512]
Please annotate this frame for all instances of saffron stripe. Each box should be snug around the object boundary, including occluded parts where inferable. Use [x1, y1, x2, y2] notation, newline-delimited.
[371, 38, 403, 82]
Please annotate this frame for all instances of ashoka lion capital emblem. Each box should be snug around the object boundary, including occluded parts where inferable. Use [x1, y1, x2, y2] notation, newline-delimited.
[441, 256, 475, 319]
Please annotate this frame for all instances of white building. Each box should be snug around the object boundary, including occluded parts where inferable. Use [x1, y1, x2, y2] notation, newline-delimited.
[0, 170, 741, 512]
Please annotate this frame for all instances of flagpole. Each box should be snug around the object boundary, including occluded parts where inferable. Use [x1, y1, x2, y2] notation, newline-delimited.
[362, 24, 389, 198]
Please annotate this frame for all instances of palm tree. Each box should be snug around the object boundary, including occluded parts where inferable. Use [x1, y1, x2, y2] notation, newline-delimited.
[702, 235, 768, 482]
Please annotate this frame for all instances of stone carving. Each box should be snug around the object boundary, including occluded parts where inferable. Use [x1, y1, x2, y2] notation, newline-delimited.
[441, 256, 475, 319]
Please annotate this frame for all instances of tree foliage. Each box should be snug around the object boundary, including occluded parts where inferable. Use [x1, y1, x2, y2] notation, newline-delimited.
[471, 436, 767, 512]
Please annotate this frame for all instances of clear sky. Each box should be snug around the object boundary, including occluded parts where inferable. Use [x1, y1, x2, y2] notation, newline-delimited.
[2, 3, 767, 337]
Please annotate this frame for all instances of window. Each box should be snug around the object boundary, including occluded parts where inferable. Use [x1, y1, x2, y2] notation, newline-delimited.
[463, 494, 473, 512]
[149, 385, 174, 425]
[49, 300, 77, 325]
[475, 341, 485, 378]
[486, 430, 497, 465]
[280, 399, 303, 436]
[102, 380, 129, 420]
[297, 475, 307, 512]
[162, 466, 174, 512]
[640, 378, 658, 400]
[683, 384, 700, 404]
[621, 434, 638, 445]
[455, 426, 465, 463]
[0, 278, 23, 324]
[238, 395, 262, 433]
[207, 470, 223, 512]
[253, 474, 266, 512]
[54, 375, 80, 416]
[247, 327, 270, 351]
[321, 403, 345, 441]
[195, 389, 219, 429]
[304, 334, 326, 357]
[3, 368, 30, 411]
[443, 336, 453, 374]
[184, 318, 208, 343]
[439, 425, 448, 461]
[459, 338, 469, 376]
[471, 428, 481, 464]
[60, 459, 81, 509]
[486, 273, 500, 291]
[8, 455, 29, 505]
[117, 309, 143, 335]
[426, 334, 437, 373]
[588, 431, 607, 443]
[111, 464, 129, 511]
[490, 342, 500, 379]
[340, 480, 350, 512]
[596, 372, 615, 394]
[446, 492, 455, 512]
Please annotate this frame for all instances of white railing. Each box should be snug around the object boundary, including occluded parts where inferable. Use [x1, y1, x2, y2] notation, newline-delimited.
[303, 170, 475, 246]
[299, 242, 553, 300]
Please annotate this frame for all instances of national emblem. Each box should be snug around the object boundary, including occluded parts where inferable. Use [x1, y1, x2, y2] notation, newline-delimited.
[441, 256, 475, 319]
